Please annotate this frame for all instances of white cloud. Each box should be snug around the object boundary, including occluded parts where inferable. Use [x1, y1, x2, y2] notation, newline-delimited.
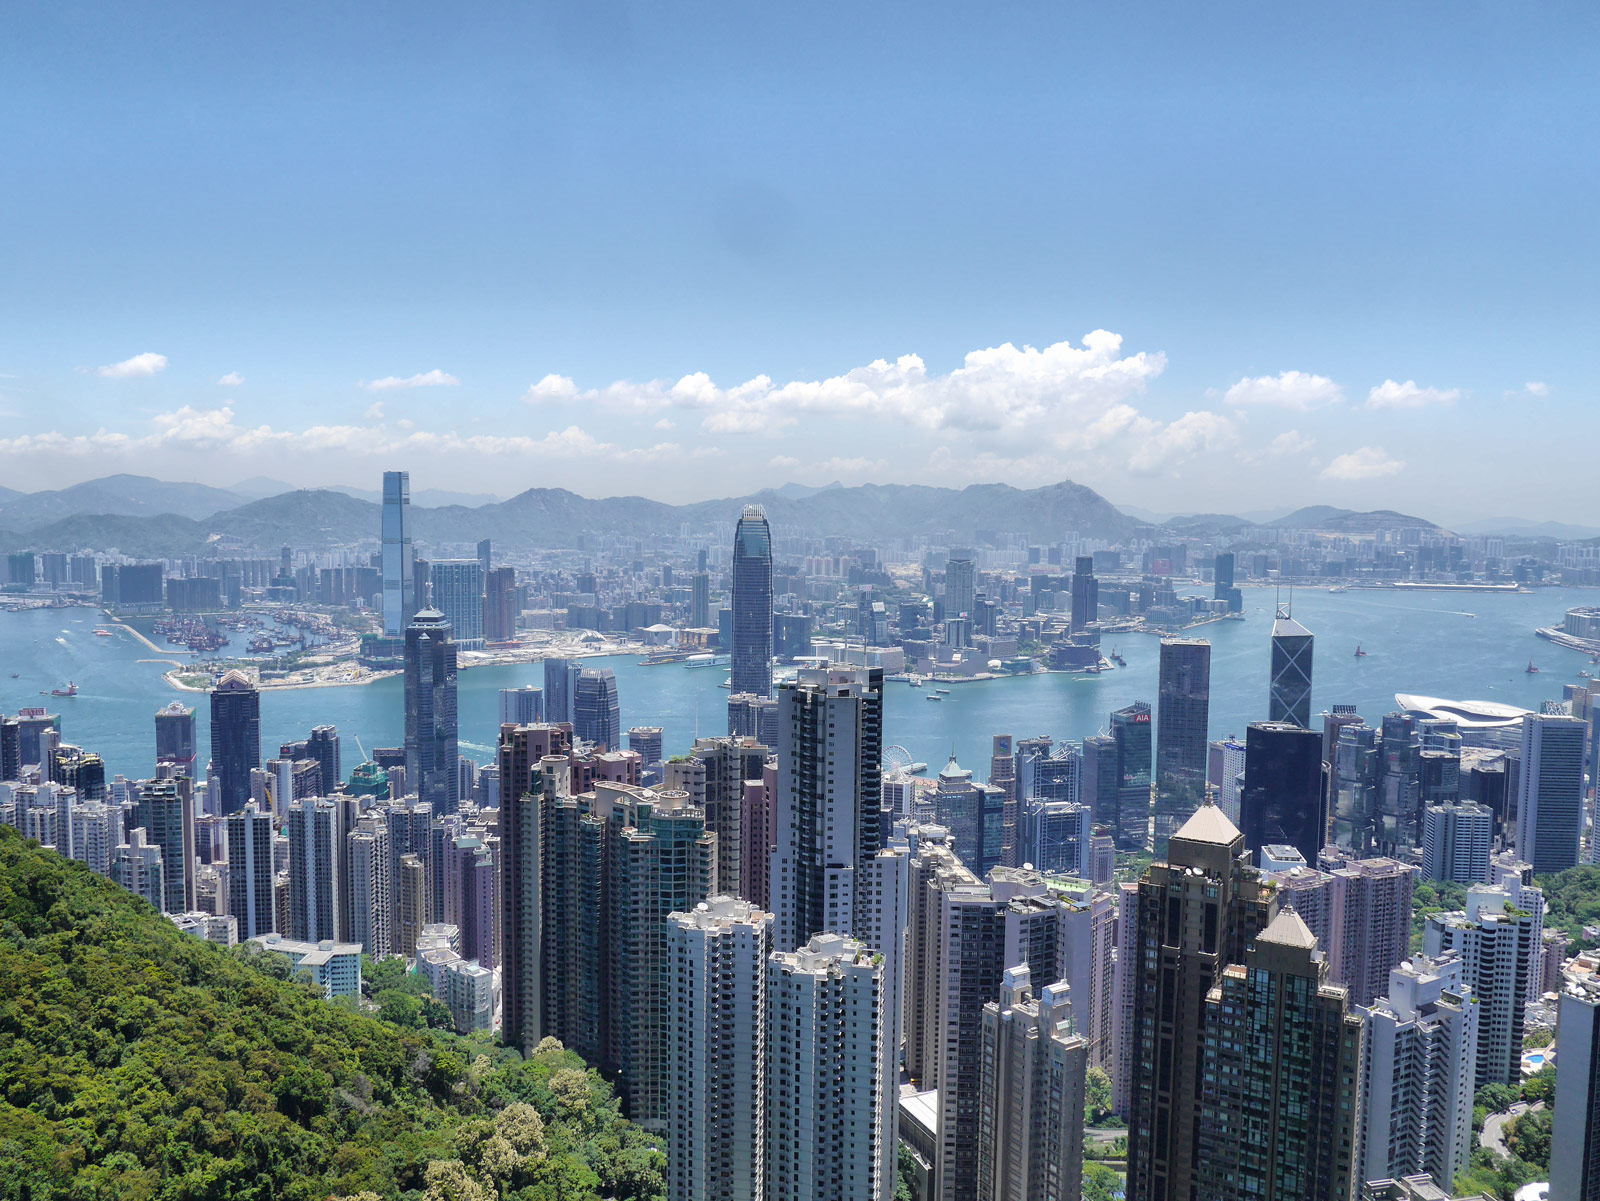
[1270, 430, 1315, 455]
[217, 371, 244, 387]
[524, 331, 1167, 437]
[95, 352, 167, 379]
[1321, 446, 1405, 480]
[361, 369, 460, 391]
[1366, 379, 1460, 409]
[1126, 410, 1237, 475]
[768, 455, 800, 469]
[364, 401, 385, 421]
[1524, 380, 1549, 397]
[653, 417, 675, 431]
[1223, 370, 1342, 410]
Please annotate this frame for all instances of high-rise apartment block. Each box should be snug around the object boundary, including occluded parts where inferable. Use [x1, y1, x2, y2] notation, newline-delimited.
[976, 966, 1088, 1201]
[1420, 801, 1493, 884]
[1358, 954, 1478, 1188]
[667, 896, 773, 1201]
[1423, 875, 1545, 1089]
[1196, 909, 1362, 1201]
[1551, 970, 1600, 1201]
[286, 799, 340, 944]
[1127, 803, 1274, 1201]
[771, 666, 884, 951]
[135, 778, 194, 914]
[767, 932, 892, 1201]
[665, 736, 768, 900]
[226, 801, 277, 939]
[1323, 851, 1417, 1007]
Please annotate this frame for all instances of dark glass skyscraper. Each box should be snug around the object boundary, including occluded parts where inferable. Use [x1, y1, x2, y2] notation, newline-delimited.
[1269, 603, 1314, 728]
[404, 608, 459, 814]
[1070, 556, 1098, 634]
[543, 656, 573, 725]
[209, 670, 260, 815]
[1111, 701, 1153, 851]
[730, 504, 773, 698]
[573, 667, 622, 749]
[381, 470, 415, 637]
[1241, 720, 1325, 866]
[1154, 638, 1211, 854]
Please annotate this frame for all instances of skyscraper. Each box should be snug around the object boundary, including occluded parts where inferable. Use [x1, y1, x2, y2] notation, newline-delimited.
[667, 896, 772, 1201]
[305, 725, 341, 797]
[1195, 908, 1362, 1201]
[1323, 851, 1417, 1007]
[573, 667, 622, 749]
[1551, 971, 1600, 1201]
[404, 608, 459, 814]
[1154, 638, 1211, 854]
[1423, 875, 1545, 1087]
[347, 817, 393, 957]
[287, 798, 340, 943]
[1070, 556, 1098, 634]
[665, 736, 768, 899]
[731, 505, 774, 698]
[483, 565, 518, 643]
[1110, 702, 1152, 851]
[945, 549, 976, 621]
[543, 657, 575, 725]
[381, 470, 415, 637]
[226, 801, 276, 939]
[429, 559, 485, 650]
[1240, 720, 1325, 867]
[135, 778, 195, 914]
[209, 670, 260, 816]
[771, 666, 884, 951]
[1516, 711, 1586, 873]
[1127, 803, 1275, 1201]
[499, 685, 544, 726]
[690, 570, 711, 629]
[1269, 602, 1314, 728]
[766, 932, 892, 1201]
[1421, 801, 1493, 884]
[1358, 954, 1478, 1188]
[154, 701, 196, 777]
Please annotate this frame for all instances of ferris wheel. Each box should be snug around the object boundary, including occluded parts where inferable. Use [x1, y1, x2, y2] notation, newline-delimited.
[882, 745, 915, 775]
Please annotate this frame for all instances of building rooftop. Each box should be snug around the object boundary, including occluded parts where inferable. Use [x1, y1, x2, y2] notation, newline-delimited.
[1257, 908, 1319, 950]
[1171, 800, 1241, 846]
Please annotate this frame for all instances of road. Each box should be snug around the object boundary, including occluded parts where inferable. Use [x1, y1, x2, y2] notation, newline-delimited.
[1482, 1101, 1545, 1157]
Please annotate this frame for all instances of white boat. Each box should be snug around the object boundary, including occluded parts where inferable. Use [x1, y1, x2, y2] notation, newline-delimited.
[926, 694, 943, 702]
[909, 675, 923, 687]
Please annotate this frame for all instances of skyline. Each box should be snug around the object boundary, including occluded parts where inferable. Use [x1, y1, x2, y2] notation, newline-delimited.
[5, 2, 1597, 519]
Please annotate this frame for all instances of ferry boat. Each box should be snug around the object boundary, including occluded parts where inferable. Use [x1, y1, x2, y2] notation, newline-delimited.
[926, 694, 943, 702]
[935, 687, 951, 695]
[93, 628, 114, 637]
[49, 682, 78, 697]
[908, 675, 923, 688]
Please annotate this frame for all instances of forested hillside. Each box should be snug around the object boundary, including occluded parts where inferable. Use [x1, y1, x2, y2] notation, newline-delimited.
[0, 827, 663, 1200]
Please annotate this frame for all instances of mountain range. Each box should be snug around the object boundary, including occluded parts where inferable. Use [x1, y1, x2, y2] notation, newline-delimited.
[0, 473, 1473, 556]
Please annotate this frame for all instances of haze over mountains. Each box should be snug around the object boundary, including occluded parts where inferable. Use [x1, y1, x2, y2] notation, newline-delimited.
[0, 472, 1548, 558]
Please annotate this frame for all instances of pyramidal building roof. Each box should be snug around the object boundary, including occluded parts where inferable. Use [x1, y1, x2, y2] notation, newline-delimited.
[1171, 800, 1241, 846]
[1257, 907, 1319, 950]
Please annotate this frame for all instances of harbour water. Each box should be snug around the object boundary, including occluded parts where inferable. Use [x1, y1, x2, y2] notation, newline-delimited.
[2, 586, 1594, 784]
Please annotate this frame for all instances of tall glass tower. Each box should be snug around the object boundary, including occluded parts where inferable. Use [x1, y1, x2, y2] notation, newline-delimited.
[1154, 638, 1212, 855]
[209, 669, 260, 815]
[381, 470, 415, 637]
[1269, 602, 1314, 728]
[404, 608, 459, 814]
[731, 505, 773, 697]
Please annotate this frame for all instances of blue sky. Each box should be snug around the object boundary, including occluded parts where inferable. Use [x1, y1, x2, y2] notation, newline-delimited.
[1, 2, 1595, 522]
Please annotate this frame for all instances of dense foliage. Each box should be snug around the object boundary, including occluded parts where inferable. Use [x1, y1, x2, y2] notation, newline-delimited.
[1410, 879, 1467, 954]
[0, 827, 663, 1200]
[1537, 864, 1600, 948]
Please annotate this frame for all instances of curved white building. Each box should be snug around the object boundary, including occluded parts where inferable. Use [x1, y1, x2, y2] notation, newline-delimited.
[1394, 695, 1532, 731]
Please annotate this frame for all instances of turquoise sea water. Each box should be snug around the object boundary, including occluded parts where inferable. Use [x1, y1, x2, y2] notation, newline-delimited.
[2, 586, 1594, 783]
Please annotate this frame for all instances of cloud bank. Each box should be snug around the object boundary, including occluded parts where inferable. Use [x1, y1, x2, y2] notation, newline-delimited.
[95, 352, 167, 379]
